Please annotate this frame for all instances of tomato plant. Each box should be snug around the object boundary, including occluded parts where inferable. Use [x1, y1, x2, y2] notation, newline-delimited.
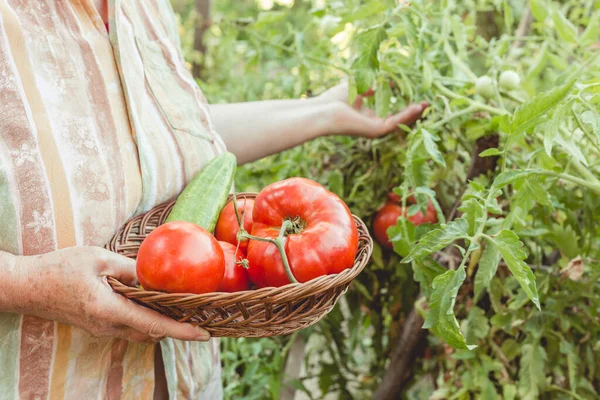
[136, 221, 224, 294]
[373, 200, 437, 249]
[218, 241, 251, 292]
[177, 0, 600, 398]
[246, 177, 358, 288]
[215, 198, 255, 252]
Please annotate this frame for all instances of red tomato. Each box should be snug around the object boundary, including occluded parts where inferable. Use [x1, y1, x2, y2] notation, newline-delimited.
[246, 178, 359, 288]
[373, 203, 404, 249]
[387, 191, 417, 205]
[217, 241, 251, 292]
[215, 198, 255, 252]
[136, 221, 224, 294]
[373, 201, 438, 249]
[409, 201, 438, 225]
[387, 192, 401, 203]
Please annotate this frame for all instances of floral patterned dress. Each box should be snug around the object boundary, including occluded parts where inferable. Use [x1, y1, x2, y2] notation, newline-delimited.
[0, 0, 225, 398]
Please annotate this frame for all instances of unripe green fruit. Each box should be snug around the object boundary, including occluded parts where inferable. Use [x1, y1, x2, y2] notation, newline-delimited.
[475, 75, 495, 99]
[499, 70, 521, 91]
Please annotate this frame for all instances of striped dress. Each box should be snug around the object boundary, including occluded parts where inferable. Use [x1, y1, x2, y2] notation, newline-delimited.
[0, 0, 226, 398]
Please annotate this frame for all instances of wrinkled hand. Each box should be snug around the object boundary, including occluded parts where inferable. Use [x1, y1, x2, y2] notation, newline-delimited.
[315, 81, 428, 138]
[14, 247, 210, 343]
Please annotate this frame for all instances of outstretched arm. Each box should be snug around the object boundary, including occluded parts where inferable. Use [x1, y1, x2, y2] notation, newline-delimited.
[209, 82, 428, 164]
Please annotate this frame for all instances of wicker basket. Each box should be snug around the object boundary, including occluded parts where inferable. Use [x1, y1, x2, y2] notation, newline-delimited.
[106, 193, 373, 338]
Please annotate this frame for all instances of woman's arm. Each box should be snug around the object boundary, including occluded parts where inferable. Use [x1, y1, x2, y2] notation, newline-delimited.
[210, 82, 428, 164]
[209, 98, 332, 165]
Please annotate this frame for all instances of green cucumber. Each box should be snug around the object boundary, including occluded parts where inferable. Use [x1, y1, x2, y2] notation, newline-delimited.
[165, 152, 237, 232]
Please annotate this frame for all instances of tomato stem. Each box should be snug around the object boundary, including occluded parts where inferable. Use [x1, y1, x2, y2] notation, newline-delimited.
[238, 221, 298, 284]
[231, 194, 251, 250]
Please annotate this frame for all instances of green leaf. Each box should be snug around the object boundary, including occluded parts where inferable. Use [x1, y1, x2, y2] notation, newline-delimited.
[508, 79, 575, 135]
[580, 12, 600, 47]
[555, 129, 588, 166]
[403, 136, 433, 188]
[552, 8, 579, 44]
[486, 231, 541, 310]
[342, 1, 387, 23]
[492, 170, 535, 189]
[513, 178, 552, 211]
[474, 241, 502, 300]
[543, 100, 571, 156]
[375, 77, 392, 118]
[550, 224, 581, 259]
[502, 339, 521, 361]
[421, 129, 446, 167]
[502, 0, 513, 32]
[423, 265, 475, 350]
[465, 306, 489, 343]
[412, 258, 446, 297]
[480, 379, 497, 400]
[254, 11, 286, 28]
[402, 218, 469, 263]
[328, 170, 344, 198]
[582, 110, 600, 139]
[478, 148, 501, 157]
[503, 384, 517, 400]
[422, 60, 433, 90]
[529, 0, 548, 21]
[351, 26, 386, 94]
[458, 198, 486, 236]
[518, 342, 547, 400]
[560, 339, 580, 392]
[389, 223, 415, 258]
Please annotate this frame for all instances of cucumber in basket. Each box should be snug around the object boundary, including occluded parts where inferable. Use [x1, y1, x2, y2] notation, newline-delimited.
[166, 152, 236, 232]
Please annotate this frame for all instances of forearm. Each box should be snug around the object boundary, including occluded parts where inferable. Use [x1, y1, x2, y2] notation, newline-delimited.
[0, 251, 26, 313]
[209, 99, 336, 164]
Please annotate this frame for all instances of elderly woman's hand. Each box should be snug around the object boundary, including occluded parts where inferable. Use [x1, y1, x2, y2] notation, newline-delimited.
[314, 81, 429, 138]
[2, 247, 210, 343]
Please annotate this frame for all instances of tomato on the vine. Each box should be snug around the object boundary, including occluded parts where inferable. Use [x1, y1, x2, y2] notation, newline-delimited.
[246, 178, 359, 288]
[475, 75, 495, 99]
[217, 241, 251, 292]
[499, 70, 521, 91]
[136, 221, 224, 294]
[215, 198, 255, 252]
[387, 191, 416, 204]
[373, 200, 438, 249]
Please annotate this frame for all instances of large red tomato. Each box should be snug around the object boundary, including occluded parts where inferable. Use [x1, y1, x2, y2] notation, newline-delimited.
[215, 198, 255, 252]
[373, 200, 438, 249]
[136, 221, 224, 294]
[246, 178, 359, 288]
[217, 241, 251, 292]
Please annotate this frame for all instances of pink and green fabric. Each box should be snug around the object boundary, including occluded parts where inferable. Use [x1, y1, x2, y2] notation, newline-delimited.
[0, 0, 225, 398]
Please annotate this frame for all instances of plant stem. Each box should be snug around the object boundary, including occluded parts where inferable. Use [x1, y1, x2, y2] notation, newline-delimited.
[242, 28, 351, 75]
[428, 105, 477, 130]
[433, 82, 505, 116]
[534, 169, 600, 194]
[500, 90, 526, 104]
[238, 221, 299, 284]
[572, 109, 600, 154]
[547, 385, 585, 400]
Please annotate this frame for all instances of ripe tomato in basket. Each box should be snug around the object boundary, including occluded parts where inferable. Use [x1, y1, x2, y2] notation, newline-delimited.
[246, 177, 359, 288]
[373, 198, 437, 249]
[136, 221, 225, 294]
[215, 198, 255, 252]
[217, 241, 251, 292]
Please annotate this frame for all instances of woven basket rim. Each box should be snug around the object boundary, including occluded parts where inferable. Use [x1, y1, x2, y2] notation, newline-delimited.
[107, 217, 371, 306]
[107, 192, 372, 305]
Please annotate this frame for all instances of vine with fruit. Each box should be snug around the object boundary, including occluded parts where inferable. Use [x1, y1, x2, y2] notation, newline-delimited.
[177, 0, 600, 398]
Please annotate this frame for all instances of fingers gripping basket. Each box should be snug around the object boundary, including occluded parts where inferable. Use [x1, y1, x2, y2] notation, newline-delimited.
[106, 193, 373, 338]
